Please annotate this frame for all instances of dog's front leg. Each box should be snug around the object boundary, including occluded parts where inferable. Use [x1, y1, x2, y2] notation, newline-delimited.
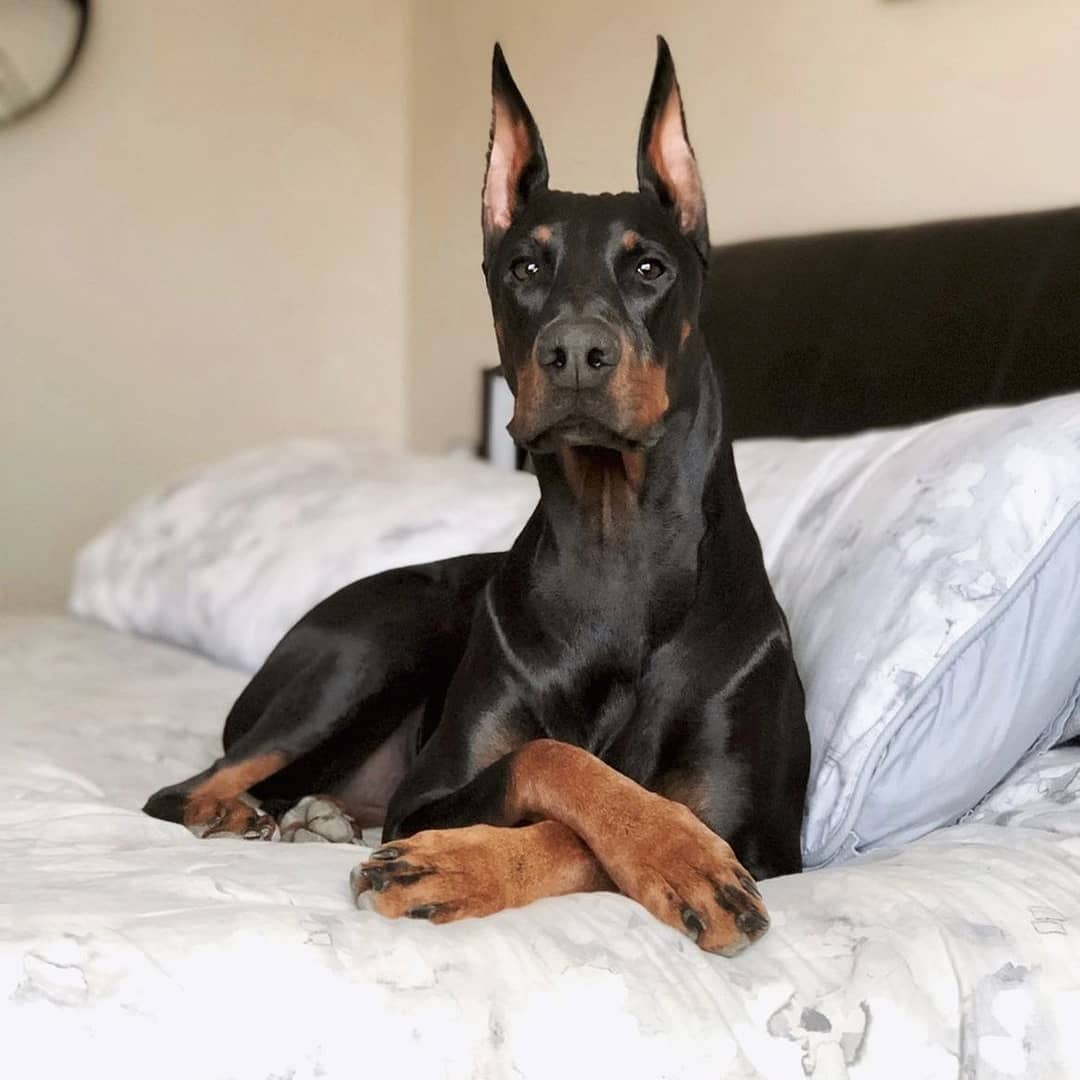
[506, 739, 770, 955]
[352, 819, 611, 921]
[355, 738, 768, 954]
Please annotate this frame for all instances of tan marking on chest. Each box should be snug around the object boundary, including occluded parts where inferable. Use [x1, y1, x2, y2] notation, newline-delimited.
[557, 445, 642, 537]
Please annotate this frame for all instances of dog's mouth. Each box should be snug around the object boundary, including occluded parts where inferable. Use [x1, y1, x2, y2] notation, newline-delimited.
[510, 409, 662, 456]
[526, 418, 639, 454]
[507, 404, 657, 515]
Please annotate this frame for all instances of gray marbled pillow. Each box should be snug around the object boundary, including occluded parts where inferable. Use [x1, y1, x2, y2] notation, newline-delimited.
[735, 392, 1080, 866]
[70, 441, 539, 670]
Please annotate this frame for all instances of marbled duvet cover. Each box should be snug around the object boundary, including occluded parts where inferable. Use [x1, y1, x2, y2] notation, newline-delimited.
[2, 615, 1078, 1079]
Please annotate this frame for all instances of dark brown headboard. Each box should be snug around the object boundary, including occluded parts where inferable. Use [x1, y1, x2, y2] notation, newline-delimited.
[702, 205, 1080, 439]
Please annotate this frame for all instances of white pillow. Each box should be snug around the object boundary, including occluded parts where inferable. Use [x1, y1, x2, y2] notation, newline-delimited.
[71, 395, 1080, 866]
[736, 392, 1080, 866]
[70, 441, 539, 672]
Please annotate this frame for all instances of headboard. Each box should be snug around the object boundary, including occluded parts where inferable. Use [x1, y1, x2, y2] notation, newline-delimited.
[480, 205, 1080, 464]
[703, 204, 1080, 439]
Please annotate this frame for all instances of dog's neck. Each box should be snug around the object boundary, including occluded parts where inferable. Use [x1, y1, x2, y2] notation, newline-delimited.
[525, 348, 753, 574]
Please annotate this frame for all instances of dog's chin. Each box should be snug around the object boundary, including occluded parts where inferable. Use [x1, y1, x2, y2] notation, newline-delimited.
[516, 417, 657, 455]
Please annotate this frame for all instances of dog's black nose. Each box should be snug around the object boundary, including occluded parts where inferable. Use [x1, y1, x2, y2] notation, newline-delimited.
[537, 319, 620, 389]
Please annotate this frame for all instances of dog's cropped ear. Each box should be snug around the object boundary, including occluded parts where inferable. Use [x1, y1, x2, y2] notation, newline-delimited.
[637, 37, 708, 262]
[482, 44, 549, 260]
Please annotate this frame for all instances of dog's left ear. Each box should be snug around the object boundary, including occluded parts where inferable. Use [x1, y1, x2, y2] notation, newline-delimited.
[637, 37, 708, 262]
[482, 44, 549, 261]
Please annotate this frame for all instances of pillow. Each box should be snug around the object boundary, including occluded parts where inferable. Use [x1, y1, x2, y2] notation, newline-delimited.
[70, 440, 539, 672]
[71, 395, 1080, 867]
[735, 392, 1080, 867]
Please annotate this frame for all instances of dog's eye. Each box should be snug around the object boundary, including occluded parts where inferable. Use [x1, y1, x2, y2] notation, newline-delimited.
[510, 257, 541, 282]
[636, 258, 666, 281]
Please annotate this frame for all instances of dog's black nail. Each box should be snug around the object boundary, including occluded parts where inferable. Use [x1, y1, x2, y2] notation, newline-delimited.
[369, 847, 401, 861]
[714, 883, 746, 915]
[736, 909, 770, 937]
[406, 904, 438, 920]
[362, 868, 388, 892]
[681, 906, 705, 942]
[736, 872, 762, 899]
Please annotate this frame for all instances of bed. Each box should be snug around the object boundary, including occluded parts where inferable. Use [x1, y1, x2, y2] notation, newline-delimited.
[8, 613, 1080, 1075]
[5, 612, 1080, 1078]
[6, 205, 1080, 1078]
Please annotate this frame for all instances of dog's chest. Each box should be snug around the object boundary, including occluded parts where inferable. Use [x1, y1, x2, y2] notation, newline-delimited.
[495, 527, 703, 754]
[524, 592, 686, 756]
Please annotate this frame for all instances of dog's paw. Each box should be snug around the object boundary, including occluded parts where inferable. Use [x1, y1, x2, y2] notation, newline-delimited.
[279, 795, 359, 844]
[187, 795, 280, 841]
[349, 825, 510, 922]
[601, 797, 769, 956]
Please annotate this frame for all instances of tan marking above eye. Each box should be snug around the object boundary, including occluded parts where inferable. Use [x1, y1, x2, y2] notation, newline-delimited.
[621, 230, 639, 251]
[531, 224, 553, 244]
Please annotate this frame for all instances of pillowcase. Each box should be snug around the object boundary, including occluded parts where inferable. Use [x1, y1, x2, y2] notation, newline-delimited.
[70, 440, 539, 672]
[70, 394, 1080, 867]
[736, 392, 1080, 867]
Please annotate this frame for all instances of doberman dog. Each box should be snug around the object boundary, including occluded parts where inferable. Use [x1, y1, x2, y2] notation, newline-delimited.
[144, 38, 810, 957]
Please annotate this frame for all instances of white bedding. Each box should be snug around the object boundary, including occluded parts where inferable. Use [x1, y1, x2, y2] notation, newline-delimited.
[3, 614, 1080, 1079]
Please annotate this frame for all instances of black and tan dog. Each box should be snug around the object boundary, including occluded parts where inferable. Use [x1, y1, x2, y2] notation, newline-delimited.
[145, 38, 809, 957]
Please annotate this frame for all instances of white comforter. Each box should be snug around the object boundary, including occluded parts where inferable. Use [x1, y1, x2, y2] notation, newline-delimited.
[3, 614, 1079, 1079]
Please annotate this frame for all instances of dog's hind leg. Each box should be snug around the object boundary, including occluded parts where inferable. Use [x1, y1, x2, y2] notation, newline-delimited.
[143, 553, 502, 838]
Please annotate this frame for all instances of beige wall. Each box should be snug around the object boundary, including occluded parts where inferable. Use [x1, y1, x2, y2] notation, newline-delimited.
[1, 0, 411, 608]
[6, 0, 1080, 607]
[408, 0, 1080, 453]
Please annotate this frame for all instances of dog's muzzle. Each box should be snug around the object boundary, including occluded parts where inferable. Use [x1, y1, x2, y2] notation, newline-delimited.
[507, 318, 668, 452]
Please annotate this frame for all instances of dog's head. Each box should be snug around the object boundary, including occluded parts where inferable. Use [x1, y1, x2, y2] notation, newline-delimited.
[482, 37, 708, 456]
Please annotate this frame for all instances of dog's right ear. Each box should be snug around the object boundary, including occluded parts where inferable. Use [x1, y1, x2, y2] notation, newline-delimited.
[482, 44, 549, 261]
